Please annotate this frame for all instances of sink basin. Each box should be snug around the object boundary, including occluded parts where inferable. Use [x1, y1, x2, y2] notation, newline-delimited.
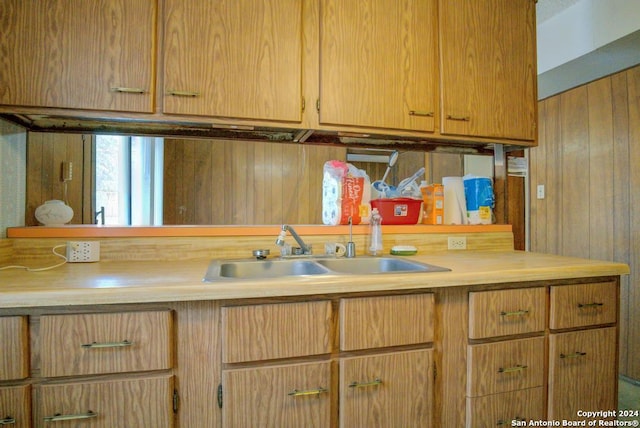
[204, 259, 331, 281]
[203, 256, 449, 281]
[315, 257, 450, 274]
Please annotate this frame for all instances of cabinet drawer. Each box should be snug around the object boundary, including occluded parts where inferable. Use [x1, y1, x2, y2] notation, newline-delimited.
[469, 287, 545, 339]
[340, 349, 434, 428]
[0, 385, 31, 428]
[548, 327, 617, 421]
[340, 293, 434, 351]
[0, 316, 29, 381]
[222, 361, 331, 427]
[221, 301, 332, 363]
[34, 375, 174, 427]
[467, 336, 545, 397]
[466, 387, 545, 427]
[40, 311, 173, 377]
[549, 282, 617, 330]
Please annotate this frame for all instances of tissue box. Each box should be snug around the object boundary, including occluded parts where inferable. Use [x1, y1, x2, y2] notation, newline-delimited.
[421, 184, 444, 225]
[370, 198, 422, 225]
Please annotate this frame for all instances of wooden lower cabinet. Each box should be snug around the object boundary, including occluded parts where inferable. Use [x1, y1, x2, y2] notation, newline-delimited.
[339, 349, 434, 428]
[548, 326, 618, 421]
[0, 385, 31, 428]
[34, 375, 174, 427]
[466, 387, 546, 427]
[221, 361, 331, 428]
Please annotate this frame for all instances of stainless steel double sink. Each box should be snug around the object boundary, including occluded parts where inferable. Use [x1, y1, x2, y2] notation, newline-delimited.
[203, 256, 450, 281]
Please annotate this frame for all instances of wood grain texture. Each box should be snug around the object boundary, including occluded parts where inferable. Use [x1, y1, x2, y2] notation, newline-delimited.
[34, 375, 174, 428]
[467, 336, 545, 397]
[0, 0, 155, 112]
[0, 385, 31, 428]
[0, 240, 13, 266]
[339, 349, 433, 427]
[548, 327, 617, 421]
[221, 301, 332, 363]
[39, 311, 173, 377]
[0, 316, 28, 380]
[320, 0, 437, 132]
[549, 281, 618, 330]
[339, 294, 434, 351]
[222, 361, 331, 428]
[466, 387, 545, 427]
[468, 287, 546, 339]
[439, 0, 536, 141]
[531, 65, 640, 379]
[163, 0, 302, 121]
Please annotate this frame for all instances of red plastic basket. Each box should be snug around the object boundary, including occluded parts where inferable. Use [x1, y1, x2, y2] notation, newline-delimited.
[370, 198, 422, 225]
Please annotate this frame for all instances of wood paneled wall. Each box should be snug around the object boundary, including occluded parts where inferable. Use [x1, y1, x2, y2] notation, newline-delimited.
[163, 139, 346, 225]
[530, 65, 640, 380]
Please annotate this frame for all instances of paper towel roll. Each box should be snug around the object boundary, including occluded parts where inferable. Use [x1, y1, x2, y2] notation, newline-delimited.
[442, 176, 467, 225]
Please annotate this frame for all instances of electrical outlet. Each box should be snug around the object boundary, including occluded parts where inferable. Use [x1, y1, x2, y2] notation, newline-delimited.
[66, 241, 100, 263]
[448, 236, 467, 250]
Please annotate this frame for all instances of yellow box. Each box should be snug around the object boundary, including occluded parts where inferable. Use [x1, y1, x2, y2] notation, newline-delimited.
[421, 184, 444, 225]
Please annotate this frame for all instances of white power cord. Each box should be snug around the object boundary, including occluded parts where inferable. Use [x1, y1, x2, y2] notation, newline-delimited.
[0, 244, 68, 272]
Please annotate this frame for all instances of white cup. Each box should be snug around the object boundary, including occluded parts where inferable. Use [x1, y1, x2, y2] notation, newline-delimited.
[324, 242, 347, 257]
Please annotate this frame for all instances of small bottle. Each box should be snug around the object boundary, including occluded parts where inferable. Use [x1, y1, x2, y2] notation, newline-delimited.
[369, 208, 383, 256]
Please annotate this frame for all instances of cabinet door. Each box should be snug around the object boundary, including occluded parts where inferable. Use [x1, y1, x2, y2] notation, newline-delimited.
[320, 0, 438, 132]
[340, 349, 433, 428]
[163, 0, 303, 122]
[439, 0, 537, 141]
[222, 361, 331, 428]
[548, 327, 617, 421]
[34, 375, 174, 427]
[466, 387, 545, 428]
[0, 316, 28, 381]
[0, 385, 31, 428]
[0, 0, 155, 112]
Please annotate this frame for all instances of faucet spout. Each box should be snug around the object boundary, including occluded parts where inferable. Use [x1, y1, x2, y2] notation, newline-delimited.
[276, 225, 312, 255]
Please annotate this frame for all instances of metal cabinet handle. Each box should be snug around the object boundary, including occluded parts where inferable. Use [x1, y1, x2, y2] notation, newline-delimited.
[409, 110, 434, 117]
[44, 410, 97, 422]
[0, 417, 16, 425]
[500, 309, 529, 317]
[498, 364, 528, 374]
[560, 351, 587, 359]
[110, 87, 146, 94]
[348, 378, 383, 388]
[446, 114, 471, 121]
[578, 302, 604, 308]
[81, 340, 132, 349]
[166, 90, 200, 97]
[287, 387, 328, 397]
[497, 417, 525, 426]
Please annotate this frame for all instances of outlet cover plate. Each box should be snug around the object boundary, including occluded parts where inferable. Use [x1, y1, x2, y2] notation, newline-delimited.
[66, 241, 100, 263]
[447, 236, 467, 250]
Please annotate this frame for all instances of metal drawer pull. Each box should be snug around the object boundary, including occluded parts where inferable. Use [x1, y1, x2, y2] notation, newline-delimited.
[166, 90, 200, 97]
[578, 302, 604, 308]
[348, 378, 383, 388]
[560, 351, 587, 359]
[497, 417, 524, 426]
[409, 110, 434, 117]
[110, 87, 146, 94]
[446, 114, 470, 121]
[500, 309, 529, 317]
[498, 364, 528, 374]
[0, 417, 16, 425]
[81, 340, 132, 349]
[287, 387, 328, 397]
[44, 410, 97, 422]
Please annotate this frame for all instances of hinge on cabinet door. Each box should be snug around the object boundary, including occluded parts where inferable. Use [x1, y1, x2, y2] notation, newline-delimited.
[301, 97, 306, 113]
[217, 384, 223, 408]
[316, 98, 320, 113]
[173, 389, 179, 413]
[433, 362, 437, 381]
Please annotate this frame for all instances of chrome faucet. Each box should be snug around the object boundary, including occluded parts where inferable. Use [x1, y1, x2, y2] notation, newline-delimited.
[276, 225, 312, 255]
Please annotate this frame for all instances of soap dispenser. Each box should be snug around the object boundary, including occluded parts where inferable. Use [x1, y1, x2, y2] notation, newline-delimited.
[369, 208, 383, 256]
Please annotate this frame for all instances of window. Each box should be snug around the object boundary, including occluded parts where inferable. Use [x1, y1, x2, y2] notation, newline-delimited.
[95, 135, 163, 225]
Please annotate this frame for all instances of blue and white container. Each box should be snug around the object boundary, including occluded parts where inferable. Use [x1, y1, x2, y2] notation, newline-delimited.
[463, 175, 494, 225]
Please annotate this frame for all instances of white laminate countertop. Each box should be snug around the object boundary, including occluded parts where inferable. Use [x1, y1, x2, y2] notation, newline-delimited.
[0, 251, 630, 308]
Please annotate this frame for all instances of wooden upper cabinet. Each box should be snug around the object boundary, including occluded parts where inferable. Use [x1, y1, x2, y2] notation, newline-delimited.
[319, 0, 438, 132]
[439, 0, 537, 141]
[0, 0, 156, 112]
[163, 0, 304, 122]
